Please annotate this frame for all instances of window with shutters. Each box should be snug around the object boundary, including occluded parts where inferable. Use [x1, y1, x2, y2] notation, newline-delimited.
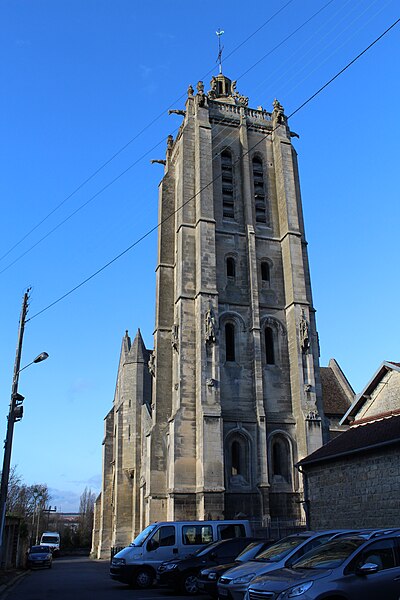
[221, 150, 234, 219]
[252, 156, 268, 224]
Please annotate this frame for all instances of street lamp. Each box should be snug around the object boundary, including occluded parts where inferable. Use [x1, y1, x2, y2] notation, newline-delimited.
[0, 290, 49, 566]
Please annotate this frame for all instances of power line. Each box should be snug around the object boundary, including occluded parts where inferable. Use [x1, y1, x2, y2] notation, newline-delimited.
[27, 17, 400, 323]
[236, 0, 337, 84]
[0, 0, 331, 275]
[0, 0, 296, 264]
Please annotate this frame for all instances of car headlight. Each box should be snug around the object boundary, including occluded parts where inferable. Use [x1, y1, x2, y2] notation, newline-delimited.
[232, 573, 256, 584]
[279, 580, 314, 598]
[165, 563, 178, 570]
[112, 558, 126, 565]
[208, 572, 218, 581]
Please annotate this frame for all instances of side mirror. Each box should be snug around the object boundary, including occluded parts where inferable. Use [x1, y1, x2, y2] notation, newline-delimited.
[356, 562, 380, 575]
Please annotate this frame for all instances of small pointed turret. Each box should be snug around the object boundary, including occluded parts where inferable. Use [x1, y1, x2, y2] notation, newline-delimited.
[129, 328, 148, 363]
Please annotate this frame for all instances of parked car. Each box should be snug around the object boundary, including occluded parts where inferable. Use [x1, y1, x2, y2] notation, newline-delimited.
[198, 540, 274, 597]
[40, 531, 60, 555]
[157, 537, 261, 595]
[246, 532, 400, 600]
[217, 531, 344, 600]
[26, 545, 53, 569]
[110, 519, 251, 589]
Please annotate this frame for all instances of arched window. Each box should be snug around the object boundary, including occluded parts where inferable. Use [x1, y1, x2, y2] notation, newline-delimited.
[226, 433, 251, 489]
[231, 441, 241, 476]
[226, 256, 236, 278]
[225, 323, 235, 362]
[271, 435, 292, 484]
[261, 261, 270, 282]
[265, 327, 275, 365]
[252, 157, 268, 224]
[221, 150, 234, 219]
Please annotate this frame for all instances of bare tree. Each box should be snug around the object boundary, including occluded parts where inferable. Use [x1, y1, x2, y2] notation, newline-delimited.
[78, 487, 96, 547]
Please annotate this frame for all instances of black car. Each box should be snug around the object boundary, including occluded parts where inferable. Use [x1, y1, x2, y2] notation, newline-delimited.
[197, 540, 274, 597]
[157, 537, 261, 595]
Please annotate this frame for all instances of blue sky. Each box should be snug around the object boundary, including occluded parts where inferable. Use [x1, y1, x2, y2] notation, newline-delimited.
[1, 0, 399, 512]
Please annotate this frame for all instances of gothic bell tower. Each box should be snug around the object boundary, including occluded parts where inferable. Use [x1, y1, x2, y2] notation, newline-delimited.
[145, 73, 327, 525]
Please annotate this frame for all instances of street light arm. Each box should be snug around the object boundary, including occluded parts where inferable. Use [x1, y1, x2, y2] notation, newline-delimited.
[19, 352, 49, 373]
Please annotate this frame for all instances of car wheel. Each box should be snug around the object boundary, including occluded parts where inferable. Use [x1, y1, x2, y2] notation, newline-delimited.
[182, 573, 198, 595]
[133, 568, 153, 589]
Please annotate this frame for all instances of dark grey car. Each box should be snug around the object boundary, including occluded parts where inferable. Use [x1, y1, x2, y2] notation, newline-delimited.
[246, 533, 400, 600]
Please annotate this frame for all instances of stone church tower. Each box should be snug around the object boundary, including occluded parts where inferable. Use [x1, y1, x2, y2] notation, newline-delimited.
[92, 73, 334, 557]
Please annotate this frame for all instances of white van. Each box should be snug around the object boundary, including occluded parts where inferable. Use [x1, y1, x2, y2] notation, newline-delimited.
[40, 531, 60, 555]
[110, 520, 251, 588]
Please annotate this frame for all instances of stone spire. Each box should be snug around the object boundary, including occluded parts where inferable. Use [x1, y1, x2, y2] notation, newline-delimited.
[129, 328, 148, 363]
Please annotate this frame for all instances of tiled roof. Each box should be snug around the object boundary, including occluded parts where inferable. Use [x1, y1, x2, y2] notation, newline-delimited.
[299, 413, 400, 467]
[320, 366, 352, 415]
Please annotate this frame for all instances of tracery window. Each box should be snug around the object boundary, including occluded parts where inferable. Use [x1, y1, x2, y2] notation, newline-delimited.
[221, 150, 234, 219]
[252, 157, 268, 224]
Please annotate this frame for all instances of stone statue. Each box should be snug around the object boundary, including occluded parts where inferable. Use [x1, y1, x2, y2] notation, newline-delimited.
[196, 81, 206, 107]
[230, 80, 249, 106]
[273, 98, 286, 124]
[167, 134, 174, 149]
[187, 84, 194, 97]
[208, 76, 217, 99]
[299, 311, 310, 352]
[148, 352, 156, 377]
[171, 324, 179, 353]
[205, 305, 217, 343]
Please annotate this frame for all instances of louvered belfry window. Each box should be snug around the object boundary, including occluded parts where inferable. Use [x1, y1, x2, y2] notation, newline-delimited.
[253, 156, 267, 224]
[221, 150, 234, 219]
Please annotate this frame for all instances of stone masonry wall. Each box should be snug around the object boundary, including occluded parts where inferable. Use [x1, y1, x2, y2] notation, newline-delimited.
[305, 445, 400, 529]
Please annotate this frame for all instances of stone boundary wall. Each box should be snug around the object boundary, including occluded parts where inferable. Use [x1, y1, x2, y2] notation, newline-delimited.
[305, 444, 400, 529]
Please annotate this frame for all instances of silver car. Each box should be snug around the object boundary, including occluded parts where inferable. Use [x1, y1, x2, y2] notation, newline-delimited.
[217, 531, 343, 600]
[245, 533, 400, 600]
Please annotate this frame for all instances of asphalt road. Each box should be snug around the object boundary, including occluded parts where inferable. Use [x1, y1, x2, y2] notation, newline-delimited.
[3, 557, 206, 600]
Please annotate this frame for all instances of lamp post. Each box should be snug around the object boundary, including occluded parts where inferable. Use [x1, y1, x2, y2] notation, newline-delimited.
[0, 290, 49, 566]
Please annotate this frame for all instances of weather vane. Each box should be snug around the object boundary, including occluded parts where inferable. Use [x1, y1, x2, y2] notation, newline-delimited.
[216, 28, 224, 74]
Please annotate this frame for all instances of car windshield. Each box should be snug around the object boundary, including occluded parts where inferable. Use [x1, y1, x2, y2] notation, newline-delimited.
[41, 536, 58, 543]
[236, 543, 263, 562]
[292, 539, 365, 570]
[30, 546, 50, 554]
[130, 524, 157, 546]
[196, 540, 223, 557]
[255, 536, 309, 563]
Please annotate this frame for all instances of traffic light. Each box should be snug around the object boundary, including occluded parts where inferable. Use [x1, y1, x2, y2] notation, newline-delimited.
[12, 393, 24, 422]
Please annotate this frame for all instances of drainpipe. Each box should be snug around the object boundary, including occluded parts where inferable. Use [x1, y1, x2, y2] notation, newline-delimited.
[296, 464, 310, 530]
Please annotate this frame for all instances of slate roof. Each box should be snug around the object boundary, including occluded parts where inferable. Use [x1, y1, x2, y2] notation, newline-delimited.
[320, 366, 352, 415]
[299, 413, 400, 467]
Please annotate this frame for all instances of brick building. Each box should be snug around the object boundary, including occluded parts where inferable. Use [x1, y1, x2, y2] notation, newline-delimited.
[92, 73, 353, 558]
